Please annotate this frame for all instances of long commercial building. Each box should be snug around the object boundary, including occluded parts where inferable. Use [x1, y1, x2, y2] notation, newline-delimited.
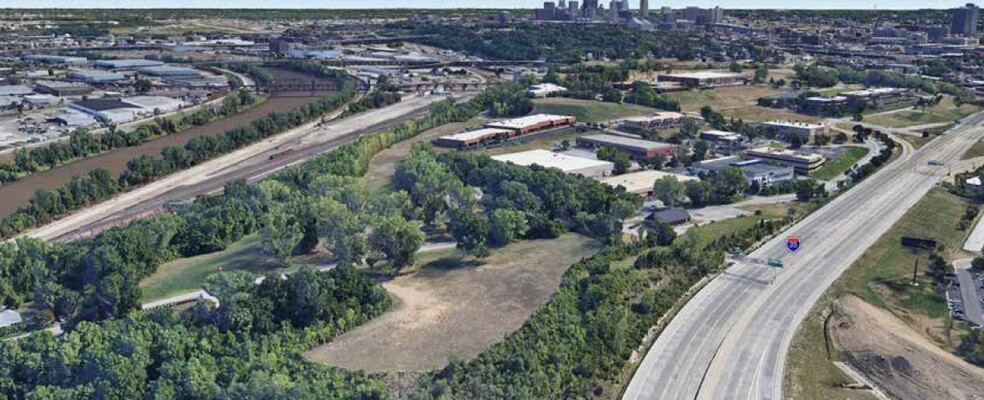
[484, 114, 577, 134]
[620, 112, 687, 131]
[433, 128, 514, 148]
[746, 147, 826, 174]
[576, 134, 677, 159]
[492, 149, 614, 178]
[761, 120, 828, 141]
[657, 71, 749, 89]
[842, 87, 914, 109]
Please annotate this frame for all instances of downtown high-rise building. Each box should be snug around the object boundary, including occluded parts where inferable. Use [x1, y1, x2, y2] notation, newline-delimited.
[640, 0, 649, 17]
[951, 3, 980, 36]
[582, 0, 599, 18]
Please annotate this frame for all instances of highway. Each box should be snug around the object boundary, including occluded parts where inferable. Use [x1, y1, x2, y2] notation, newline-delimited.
[623, 112, 984, 400]
[24, 94, 449, 242]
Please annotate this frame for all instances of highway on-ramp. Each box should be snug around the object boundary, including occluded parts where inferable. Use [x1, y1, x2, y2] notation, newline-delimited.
[623, 112, 984, 400]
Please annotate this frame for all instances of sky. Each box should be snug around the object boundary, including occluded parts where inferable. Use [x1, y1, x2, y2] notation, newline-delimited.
[2, 0, 977, 9]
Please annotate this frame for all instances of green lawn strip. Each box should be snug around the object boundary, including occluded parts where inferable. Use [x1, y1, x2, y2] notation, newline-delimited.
[811, 146, 870, 181]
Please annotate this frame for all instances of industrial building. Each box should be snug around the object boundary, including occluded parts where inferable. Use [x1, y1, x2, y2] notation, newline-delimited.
[70, 96, 185, 123]
[67, 69, 127, 83]
[0, 85, 33, 96]
[93, 59, 166, 70]
[162, 75, 229, 88]
[620, 112, 687, 131]
[22, 55, 87, 65]
[492, 149, 614, 178]
[123, 96, 186, 115]
[746, 147, 826, 174]
[699, 130, 742, 144]
[657, 71, 749, 89]
[136, 66, 203, 77]
[576, 134, 677, 159]
[761, 120, 829, 141]
[483, 114, 577, 134]
[596, 169, 698, 196]
[433, 128, 514, 148]
[842, 87, 914, 109]
[34, 81, 93, 96]
[70, 99, 142, 123]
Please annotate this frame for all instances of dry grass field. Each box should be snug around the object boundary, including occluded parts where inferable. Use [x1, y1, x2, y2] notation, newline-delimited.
[305, 234, 601, 372]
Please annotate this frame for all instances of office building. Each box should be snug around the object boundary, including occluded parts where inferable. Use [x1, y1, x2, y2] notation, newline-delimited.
[761, 121, 828, 141]
[657, 71, 748, 88]
[582, 0, 599, 18]
[688, 156, 794, 186]
[576, 134, 677, 159]
[700, 130, 742, 144]
[492, 150, 614, 178]
[951, 3, 980, 36]
[746, 147, 826, 174]
[801, 96, 848, 116]
[640, 0, 649, 17]
[842, 87, 914, 109]
[620, 112, 686, 131]
[682, 6, 724, 25]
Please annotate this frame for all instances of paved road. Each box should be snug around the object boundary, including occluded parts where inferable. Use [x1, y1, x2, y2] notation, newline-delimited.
[953, 258, 984, 327]
[25, 94, 447, 242]
[623, 112, 984, 400]
[964, 216, 984, 252]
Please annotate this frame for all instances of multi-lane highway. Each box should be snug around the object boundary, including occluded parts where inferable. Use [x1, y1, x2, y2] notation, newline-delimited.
[24, 94, 448, 242]
[624, 112, 984, 400]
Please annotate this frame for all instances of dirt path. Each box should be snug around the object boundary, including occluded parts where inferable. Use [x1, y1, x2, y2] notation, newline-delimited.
[304, 234, 601, 372]
[831, 295, 984, 400]
[362, 119, 477, 191]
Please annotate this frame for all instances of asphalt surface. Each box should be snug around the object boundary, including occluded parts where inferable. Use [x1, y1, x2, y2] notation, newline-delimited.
[953, 258, 984, 327]
[29, 94, 445, 242]
[623, 112, 984, 400]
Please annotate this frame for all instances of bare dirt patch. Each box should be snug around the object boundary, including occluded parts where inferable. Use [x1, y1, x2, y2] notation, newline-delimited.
[831, 295, 984, 400]
[304, 234, 601, 372]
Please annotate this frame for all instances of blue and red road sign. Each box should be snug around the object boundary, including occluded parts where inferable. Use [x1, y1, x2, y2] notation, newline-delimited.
[786, 236, 801, 253]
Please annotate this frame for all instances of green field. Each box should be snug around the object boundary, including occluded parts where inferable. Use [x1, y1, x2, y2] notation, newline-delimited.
[963, 140, 984, 160]
[785, 188, 978, 400]
[864, 97, 979, 129]
[532, 98, 659, 123]
[140, 233, 345, 301]
[140, 235, 281, 301]
[811, 146, 870, 181]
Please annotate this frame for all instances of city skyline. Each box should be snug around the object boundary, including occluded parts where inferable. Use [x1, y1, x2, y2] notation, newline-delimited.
[0, 0, 980, 9]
